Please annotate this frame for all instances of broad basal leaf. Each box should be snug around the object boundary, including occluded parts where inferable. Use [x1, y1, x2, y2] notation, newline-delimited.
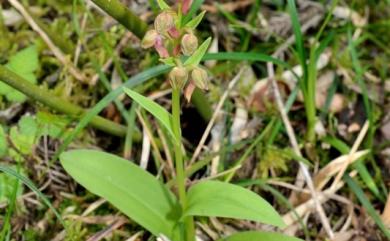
[123, 87, 177, 143]
[60, 150, 181, 240]
[218, 231, 303, 241]
[184, 181, 285, 228]
[184, 37, 211, 67]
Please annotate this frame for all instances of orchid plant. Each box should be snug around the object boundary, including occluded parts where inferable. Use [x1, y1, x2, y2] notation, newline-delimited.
[141, 0, 210, 102]
[60, 1, 303, 241]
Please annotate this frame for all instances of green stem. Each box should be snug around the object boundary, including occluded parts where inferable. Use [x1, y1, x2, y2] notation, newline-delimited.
[91, 0, 148, 39]
[171, 88, 195, 241]
[172, 88, 186, 207]
[305, 49, 317, 144]
[0, 65, 140, 140]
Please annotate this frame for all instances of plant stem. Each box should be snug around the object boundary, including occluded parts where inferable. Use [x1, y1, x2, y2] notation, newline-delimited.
[306, 49, 317, 144]
[91, 0, 148, 39]
[171, 88, 195, 241]
[172, 88, 186, 207]
[0, 65, 139, 139]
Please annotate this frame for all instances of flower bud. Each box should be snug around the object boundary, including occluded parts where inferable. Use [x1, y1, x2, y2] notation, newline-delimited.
[191, 67, 208, 90]
[141, 30, 158, 49]
[155, 11, 176, 35]
[181, 33, 198, 56]
[169, 67, 189, 89]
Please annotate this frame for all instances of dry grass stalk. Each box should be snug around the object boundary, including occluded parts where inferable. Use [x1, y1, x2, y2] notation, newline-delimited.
[314, 150, 369, 191]
[267, 61, 335, 238]
[330, 121, 370, 190]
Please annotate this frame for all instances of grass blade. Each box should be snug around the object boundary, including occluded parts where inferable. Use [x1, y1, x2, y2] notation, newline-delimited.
[287, 0, 307, 83]
[0, 164, 65, 227]
[345, 175, 390, 238]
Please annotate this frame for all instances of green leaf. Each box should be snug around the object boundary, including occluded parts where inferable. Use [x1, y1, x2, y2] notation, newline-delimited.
[36, 112, 70, 139]
[123, 87, 176, 142]
[186, 11, 206, 29]
[18, 116, 38, 136]
[7, 46, 38, 74]
[60, 150, 181, 240]
[0, 81, 12, 95]
[5, 87, 27, 103]
[156, 0, 170, 10]
[184, 181, 285, 228]
[0, 45, 39, 103]
[9, 116, 38, 156]
[184, 37, 211, 67]
[218, 231, 303, 241]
